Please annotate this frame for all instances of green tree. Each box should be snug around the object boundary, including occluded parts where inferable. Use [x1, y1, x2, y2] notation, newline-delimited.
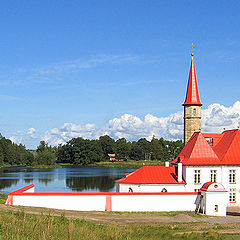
[35, 150, 56, 165]
[115, 138, 130, 159]
[99, 135, 115, 159]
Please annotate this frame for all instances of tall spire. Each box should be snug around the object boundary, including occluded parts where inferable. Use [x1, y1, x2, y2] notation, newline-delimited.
[183, 55, 202, 106]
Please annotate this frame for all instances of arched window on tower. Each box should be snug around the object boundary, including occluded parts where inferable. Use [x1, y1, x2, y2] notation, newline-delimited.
[193, 108, 197, 115]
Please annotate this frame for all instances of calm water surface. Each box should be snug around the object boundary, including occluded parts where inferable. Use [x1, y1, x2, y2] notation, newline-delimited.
[0, 166, 136, 194]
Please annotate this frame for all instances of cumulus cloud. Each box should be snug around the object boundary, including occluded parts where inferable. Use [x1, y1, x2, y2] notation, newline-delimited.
[8, 101, 240, 148]
[27, 128, 36, 135]
[42, 101, 240, 146]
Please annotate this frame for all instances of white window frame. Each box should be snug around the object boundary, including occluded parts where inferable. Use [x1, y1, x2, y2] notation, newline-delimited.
[194, 170, 201, 184]
[229, 170, 236, 183]
[229, 188, 236, 203]
[210, 170, 217, 182]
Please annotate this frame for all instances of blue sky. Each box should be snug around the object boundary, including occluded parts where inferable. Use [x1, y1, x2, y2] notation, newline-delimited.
[1, 1, 240, 148]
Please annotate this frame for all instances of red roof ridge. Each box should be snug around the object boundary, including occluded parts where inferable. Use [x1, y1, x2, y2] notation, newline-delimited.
[183, 57, 202, 106]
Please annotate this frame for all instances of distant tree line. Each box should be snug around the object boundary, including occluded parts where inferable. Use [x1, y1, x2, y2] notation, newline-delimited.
[0, 137, 57, 167]
[0, 135, 184, 167]
[57, 135, 184, 165]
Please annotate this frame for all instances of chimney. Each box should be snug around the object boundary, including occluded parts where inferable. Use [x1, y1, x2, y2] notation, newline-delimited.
[178, 163, 183, 182]
[165, 162, 169, 167]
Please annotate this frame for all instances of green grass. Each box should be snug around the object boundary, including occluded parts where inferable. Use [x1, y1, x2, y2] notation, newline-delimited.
[0, 210, 220, 239]
[0, 193, 7, 204]
[0, 160, 164, 170]
[0, 208, 239, 239]
[88, 160, 165, 169]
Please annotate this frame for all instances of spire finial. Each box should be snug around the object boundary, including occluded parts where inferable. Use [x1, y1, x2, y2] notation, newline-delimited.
[191, 43, 196, 56]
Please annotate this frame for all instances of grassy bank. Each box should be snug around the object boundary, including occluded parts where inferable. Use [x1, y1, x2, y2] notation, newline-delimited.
[0, 208, 238, 240]
[0, 161, 165, 169]
[88, 160, 165, 168]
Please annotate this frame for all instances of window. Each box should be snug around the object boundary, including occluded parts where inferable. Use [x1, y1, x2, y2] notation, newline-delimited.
[206, 138, 214, 146]
[210, 170, 217, 182]
[193, 108, 197, 115]
[229, 188, 236, 202]
[215, 205, 218, 212]
[229, 170, 236, 183]
[194, 170, 201, 183]
[128, 188, 133, 192]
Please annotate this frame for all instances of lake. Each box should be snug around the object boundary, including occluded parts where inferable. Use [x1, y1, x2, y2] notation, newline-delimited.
[0, 166, 136, 194]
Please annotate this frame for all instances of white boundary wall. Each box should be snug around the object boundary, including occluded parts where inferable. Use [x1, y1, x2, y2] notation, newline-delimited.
[5, 184, 199, 212]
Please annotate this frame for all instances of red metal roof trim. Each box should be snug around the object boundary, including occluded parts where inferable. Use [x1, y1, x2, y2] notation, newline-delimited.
[183, 57, 202, 106]
[116, 166, 185, 184]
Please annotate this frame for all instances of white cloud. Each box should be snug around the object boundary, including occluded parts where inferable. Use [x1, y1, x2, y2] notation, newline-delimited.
[8, 101, 240, 148]
[9, 136, 23, 145]
[42, 101, 240, 146]
[33, 54, 140, 78]
[27, 128, 36, 135]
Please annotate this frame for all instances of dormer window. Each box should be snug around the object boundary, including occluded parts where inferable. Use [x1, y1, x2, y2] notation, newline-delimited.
[206, 138, 214, 146]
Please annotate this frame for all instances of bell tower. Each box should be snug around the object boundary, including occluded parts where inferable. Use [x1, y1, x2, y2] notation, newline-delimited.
[183, 53, 202, 144]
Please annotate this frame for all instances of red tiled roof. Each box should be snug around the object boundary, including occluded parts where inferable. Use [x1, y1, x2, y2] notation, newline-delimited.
[116, 166, 185, 184]
[200, 182, 226, 192]
[172, 129, 240, 165]
[183, 57, 202, 106]
[200, 182, 214, 191]
[171, 132, 220, 165]
[214, 130, 240, 164]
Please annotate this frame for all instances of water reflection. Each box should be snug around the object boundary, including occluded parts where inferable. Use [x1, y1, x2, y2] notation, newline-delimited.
[66, 176, 116, 192]
[0, 166, 135, 193]
[0, 179, 19, 190]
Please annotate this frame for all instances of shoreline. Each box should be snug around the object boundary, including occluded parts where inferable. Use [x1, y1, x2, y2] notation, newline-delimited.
[0, 160, 165, 169]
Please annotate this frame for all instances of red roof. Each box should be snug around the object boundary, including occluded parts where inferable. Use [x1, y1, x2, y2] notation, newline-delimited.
[172, 129, 240, 165]
[183, 57, 202, 106]
[200, 182, 226, 192]
[116, 166, 185, 184]
[200, 182, 214, 191]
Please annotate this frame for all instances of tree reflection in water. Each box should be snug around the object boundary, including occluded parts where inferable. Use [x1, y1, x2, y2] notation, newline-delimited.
[66, 176, 116, 192]
[0, 179, 19, 190]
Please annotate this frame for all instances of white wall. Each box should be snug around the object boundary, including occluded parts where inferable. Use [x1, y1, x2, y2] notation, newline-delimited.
[185, 165, 240, 204]
[203, 192, 227, 216]
[117, 183, 186, 193]
[111, 194, 197, 212]
[13, 195, 107, 211]
[7, 191, 199, 213]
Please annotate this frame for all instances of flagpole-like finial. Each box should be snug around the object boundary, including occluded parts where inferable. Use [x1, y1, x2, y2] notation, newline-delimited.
[191, 43, 196, 56]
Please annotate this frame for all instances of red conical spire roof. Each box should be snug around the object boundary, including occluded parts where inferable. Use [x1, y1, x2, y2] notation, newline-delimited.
[183, 56, 202, 106]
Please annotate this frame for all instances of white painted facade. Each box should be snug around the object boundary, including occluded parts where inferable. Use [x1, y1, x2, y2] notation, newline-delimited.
[117, 182, 186, 193]
[117, 164, 240, 206]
